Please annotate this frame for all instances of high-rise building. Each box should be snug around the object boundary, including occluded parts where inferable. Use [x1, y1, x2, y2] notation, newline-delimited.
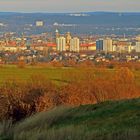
[96, 39, 103, 51]
[103, 38, 113, 53]
[56, 37, 66, 52]
[70, 37, 80, 52]
[36, 21, 44, 27]
[136, 42, 140, 52]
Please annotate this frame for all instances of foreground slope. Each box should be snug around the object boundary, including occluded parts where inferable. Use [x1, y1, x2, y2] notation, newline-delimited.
[2, 98, 140, 140]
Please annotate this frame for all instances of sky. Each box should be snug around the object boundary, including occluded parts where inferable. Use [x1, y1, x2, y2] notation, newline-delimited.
[0, 0, 139, 13]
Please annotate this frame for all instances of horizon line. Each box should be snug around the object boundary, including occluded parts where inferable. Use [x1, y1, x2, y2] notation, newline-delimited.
[0, 11, 140, 14]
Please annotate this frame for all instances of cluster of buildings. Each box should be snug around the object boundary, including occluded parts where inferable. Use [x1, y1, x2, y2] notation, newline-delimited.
[56, 30, 80, 52]
[96, 38, 140, 53]
[55, 30, 140, 54]
[0, 31, 140, 64]
[1, 30, 140, 54]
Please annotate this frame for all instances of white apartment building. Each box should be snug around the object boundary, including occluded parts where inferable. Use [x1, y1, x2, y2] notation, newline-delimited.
[56, 37, 66, 52]
[136, 42, 140, 52]
[70, 37, 80, 52]
[36, 21, 44, 27]
[103, 39, 113, 53]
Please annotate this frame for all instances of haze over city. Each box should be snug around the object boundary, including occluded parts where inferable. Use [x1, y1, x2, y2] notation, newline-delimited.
[0, 0, 139, 13]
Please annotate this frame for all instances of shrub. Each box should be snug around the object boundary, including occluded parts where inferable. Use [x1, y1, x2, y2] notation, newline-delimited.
[17, 61, 26, 68]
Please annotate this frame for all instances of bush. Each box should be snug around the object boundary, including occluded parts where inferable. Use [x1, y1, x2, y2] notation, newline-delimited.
[17, 61, 26, 68]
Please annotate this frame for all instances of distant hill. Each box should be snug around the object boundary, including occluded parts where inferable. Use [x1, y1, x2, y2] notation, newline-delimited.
[0, 11, 140, 15]
[0, 11, 140, 25]
[1, 98, 140, 140]
[0, 12, 140, 35]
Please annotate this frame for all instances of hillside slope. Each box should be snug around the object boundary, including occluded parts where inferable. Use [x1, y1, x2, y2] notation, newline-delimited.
[1, 98, 140, 140]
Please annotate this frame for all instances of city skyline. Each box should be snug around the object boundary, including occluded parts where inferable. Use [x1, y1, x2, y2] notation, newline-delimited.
[0, 0, 139, 13]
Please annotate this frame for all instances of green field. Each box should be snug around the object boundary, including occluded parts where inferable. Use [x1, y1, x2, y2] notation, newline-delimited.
[0, 65, 140, 84]
[0, 65, 105, 83]
[0, 65, 70, 84]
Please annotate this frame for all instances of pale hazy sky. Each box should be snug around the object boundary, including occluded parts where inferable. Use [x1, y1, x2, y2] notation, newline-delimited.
[0, 0, 139, 13]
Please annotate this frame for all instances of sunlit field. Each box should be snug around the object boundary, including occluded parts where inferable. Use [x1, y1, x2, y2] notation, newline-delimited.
[0, 64, 140, 85]
[0, 65, 68, 84]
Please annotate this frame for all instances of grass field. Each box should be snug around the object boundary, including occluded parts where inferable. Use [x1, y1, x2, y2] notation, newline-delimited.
[0, 65, 140, 85]
[0, 65, 110, 83]
[0, 65, 70, 84]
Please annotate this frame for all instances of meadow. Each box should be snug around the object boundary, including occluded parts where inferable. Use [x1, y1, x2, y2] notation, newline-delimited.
[0, 65, 67, 83]
[0, 64, 140, 85]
